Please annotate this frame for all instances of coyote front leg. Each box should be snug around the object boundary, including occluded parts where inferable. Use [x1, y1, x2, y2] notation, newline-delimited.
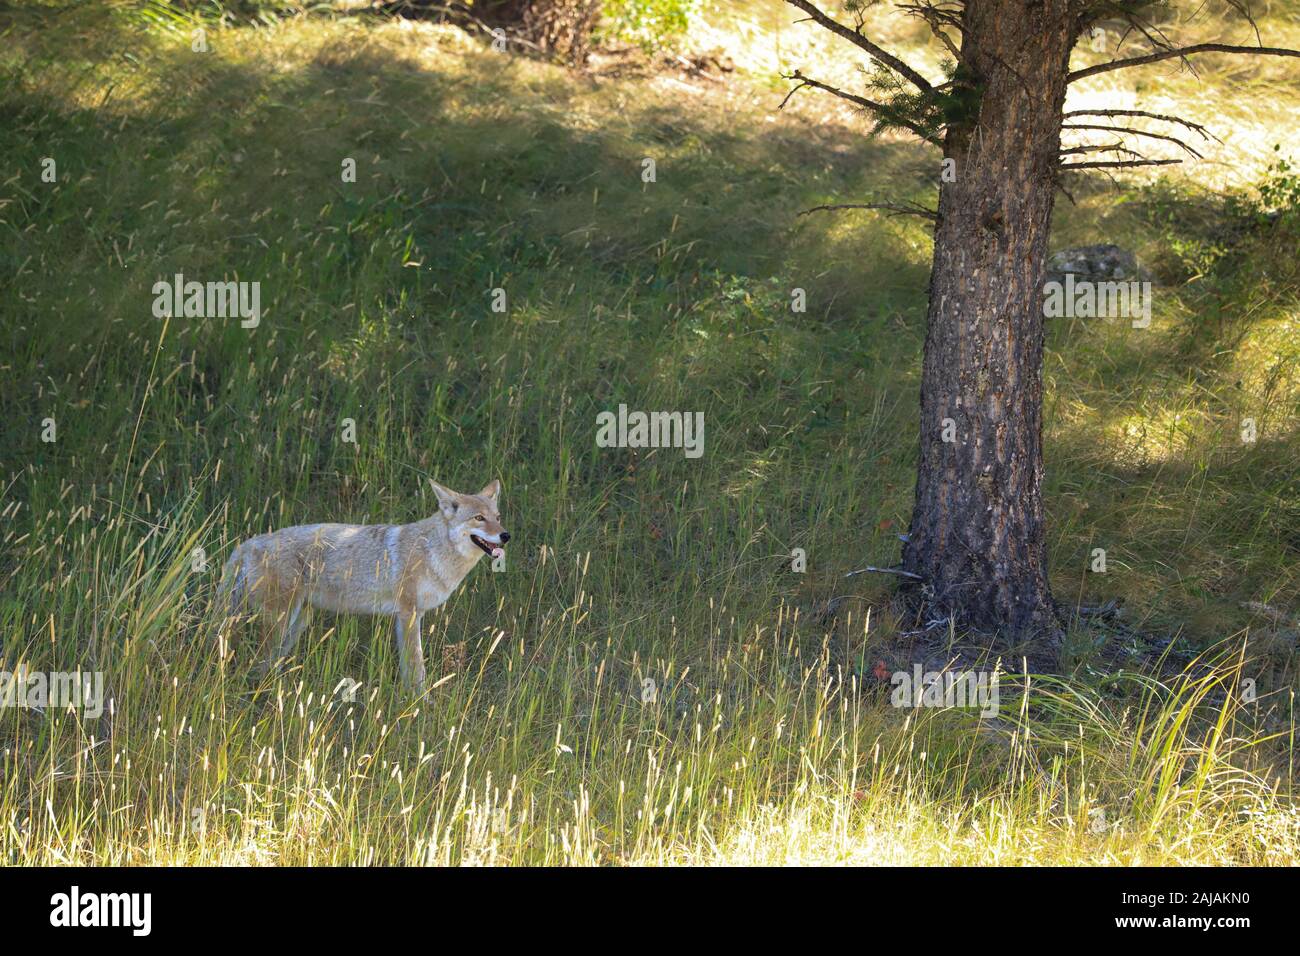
[255, 595, 311, 676]
[394, 609, 426, 689]
[268, 600, 312, 670]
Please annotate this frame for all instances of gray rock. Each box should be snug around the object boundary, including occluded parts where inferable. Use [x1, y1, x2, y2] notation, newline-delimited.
[1045, 244, 1151, 283]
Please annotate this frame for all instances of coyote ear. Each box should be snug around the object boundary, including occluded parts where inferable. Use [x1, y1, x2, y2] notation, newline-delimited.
[479, 479, 501, 504]
[429, 479, 458, 514]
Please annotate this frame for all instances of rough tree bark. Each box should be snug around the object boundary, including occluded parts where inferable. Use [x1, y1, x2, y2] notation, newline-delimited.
[900, 0, 1076, 643]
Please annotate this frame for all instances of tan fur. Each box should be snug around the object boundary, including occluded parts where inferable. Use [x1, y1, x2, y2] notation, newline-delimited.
[221, 479, 507, 689]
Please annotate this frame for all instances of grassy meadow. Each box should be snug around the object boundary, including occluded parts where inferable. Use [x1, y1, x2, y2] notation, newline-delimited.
[1, 0, 1298, 864]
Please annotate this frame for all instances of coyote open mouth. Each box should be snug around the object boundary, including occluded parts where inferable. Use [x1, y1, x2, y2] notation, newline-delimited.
[470, 534, 504, 559]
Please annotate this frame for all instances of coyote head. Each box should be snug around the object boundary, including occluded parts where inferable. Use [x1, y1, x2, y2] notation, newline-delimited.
[430, 478, 510, 560]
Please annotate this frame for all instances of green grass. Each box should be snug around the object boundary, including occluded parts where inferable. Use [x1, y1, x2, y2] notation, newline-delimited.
[0, 0, 1297, 864]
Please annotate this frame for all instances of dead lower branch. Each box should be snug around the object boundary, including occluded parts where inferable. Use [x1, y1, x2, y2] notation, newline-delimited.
[1059, 158, 1183, 170]
[800, 201, 939, 222]
[1061, 123, 1203, 158]
[1062, 109, 1220, 143]
[1069, 43, 1300, 83]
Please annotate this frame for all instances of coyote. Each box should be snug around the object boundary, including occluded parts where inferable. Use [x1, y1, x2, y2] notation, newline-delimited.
[220, 479, 508, 689]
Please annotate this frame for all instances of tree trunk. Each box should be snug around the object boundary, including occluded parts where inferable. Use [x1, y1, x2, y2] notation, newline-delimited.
[902, 0, 1077, 650]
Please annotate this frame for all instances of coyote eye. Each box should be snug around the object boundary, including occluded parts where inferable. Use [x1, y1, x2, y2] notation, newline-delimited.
[474, 514, 485, 522]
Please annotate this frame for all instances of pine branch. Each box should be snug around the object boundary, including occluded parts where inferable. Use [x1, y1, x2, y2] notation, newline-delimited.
[1060, 158, 1184, 170]
[1062, 109, 1219, 143]
[897, 3, 964, 63]
[1069, 43, 1300, 83]
[785, 0, 934, 93]
[1060, 142, 1145, 160]
[1061, 123, 1203, 158]
[799, 201, 939, 222]
[781, 70, 943, 146]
